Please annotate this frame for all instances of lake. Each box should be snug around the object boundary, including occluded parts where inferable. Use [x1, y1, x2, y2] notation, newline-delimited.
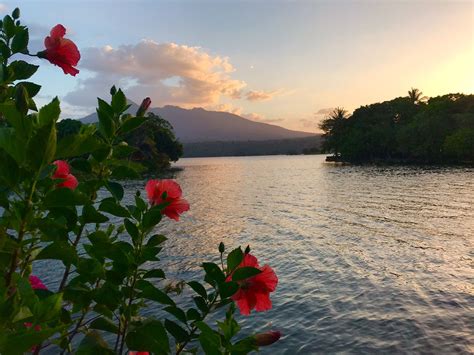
[40, 155, 474, 353]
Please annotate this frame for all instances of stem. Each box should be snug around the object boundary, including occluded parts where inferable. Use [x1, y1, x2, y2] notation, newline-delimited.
[119, 228, 145, 355]
[59, 311, 87, 355]
[118, 268, 139, 355]
[114, 319, 122, 353]
[58, 224, 85, 292]
[5, 178, 37, 289]
[176, 294, 219, 355]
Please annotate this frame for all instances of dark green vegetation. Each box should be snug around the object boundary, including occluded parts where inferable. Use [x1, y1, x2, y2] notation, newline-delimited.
[183, 136, 321, 157]
[58, 113, 183, 172]
[320, 89, 474, 164]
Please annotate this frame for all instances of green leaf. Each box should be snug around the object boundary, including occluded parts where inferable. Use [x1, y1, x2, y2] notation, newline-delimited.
[124, 218, 139, 242]
[111, 142, 136, 159]
[11, 26, 28, 53]
[14, 84, 29, 115]
[0, 101, 31, 139]
[96, 108, 114, 139]
[0, 328, 58, 354]
[219, 281, 239, 299]
[99, 198, 130, 217]
[34, 292, 63, 322]
[38, 97, 60, 127]
[188, 281, 207, 299]
[119, 116, 147, 135]
[136, 280, 175, 306]
[89, 317, 119, 334]
[110, 165, 140, 179]
[70, 158, 92, 173]
[77, 331, 114, 355]
[12, 7, 20, 19]
[82, 204, 109, 224]
[0, 127, 25, 163]
[9, 60, 39, 80]
[27, 121, 56, 169]
[227, 247, 243, 272]
[196, 322, 222, 355]
[125, 319, 169, 355]
[232, 267, 262, 282]
[106, 181, 124, 200]
[142, 206, 163, 230]
[186, 308, 201, 321]
[165, 319, 188, 343]
[146, 234, 167, 247]
[143, 269, 165, 279]
[2, 15, 15, 37]
[17, 82, 41, 98]
[111, 89, 127, 113]
[44, 188, 88, 207]
[56, 133, 104, 159]
[91, 146, 112, 162]
[0, 148, 19, 187]
[36, 241, 78, 266]
[202, 262, 225, 284]
[193, 296, 208, 313]
[163, 306, 187, 324]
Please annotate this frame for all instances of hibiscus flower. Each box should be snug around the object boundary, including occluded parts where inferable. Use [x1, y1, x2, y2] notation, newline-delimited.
[52, 160, 78, 190]
[227, 253, 278, 315]
[38, 24, 80, 76]
[145, 179, 190, 221]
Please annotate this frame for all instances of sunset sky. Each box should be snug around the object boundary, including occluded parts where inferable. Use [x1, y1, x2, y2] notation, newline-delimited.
[3, 0, 473, 132]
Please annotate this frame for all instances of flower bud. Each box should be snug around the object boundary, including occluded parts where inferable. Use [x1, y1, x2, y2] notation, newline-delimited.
[136, 97, 151, 116]
[254, 330, 281, 346]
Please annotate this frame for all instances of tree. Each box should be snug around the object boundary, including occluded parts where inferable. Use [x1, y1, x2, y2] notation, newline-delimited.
[408, 87, 428, 105]
[125, 113, 183, 172]
[319, 107, 348, 156]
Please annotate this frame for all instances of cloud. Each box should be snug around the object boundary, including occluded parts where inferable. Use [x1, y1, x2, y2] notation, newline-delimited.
[245, 89, 280, 102]
[211, 103, 243, 115]
[65, 40, 247, 109]
[0, 4, 7, 13]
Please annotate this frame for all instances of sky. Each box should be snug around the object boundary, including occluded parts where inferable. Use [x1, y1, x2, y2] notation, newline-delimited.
[2, 0, 473, 132]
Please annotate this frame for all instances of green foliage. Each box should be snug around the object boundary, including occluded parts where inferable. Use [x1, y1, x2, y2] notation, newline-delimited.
[0, 9, 278, 354]
[320, 90, 474, 164]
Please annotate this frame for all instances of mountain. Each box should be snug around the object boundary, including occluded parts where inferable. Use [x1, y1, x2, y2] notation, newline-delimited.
[80, 105, 315, 143]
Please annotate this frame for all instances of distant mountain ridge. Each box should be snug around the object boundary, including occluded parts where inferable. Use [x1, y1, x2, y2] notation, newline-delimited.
[80, 104, 315, 143]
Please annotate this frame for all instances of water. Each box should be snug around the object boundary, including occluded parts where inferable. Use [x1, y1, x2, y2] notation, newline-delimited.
[41, 155, 474, 353]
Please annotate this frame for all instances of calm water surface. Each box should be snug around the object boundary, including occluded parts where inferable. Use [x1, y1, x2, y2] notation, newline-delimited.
[42, 155, 474, 354]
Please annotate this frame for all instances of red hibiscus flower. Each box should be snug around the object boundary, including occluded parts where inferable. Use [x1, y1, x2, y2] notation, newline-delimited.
[129, 352, 149, 355]
[38, 24, 80, 76]
[52, 160, 78, 190]
[145, 179, 190, 221]
[227, 253, 278, 315]
[29, 275, 47, 290]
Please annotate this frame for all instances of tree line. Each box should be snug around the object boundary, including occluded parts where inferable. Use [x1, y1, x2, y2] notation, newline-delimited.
[319, 89, 474, 164]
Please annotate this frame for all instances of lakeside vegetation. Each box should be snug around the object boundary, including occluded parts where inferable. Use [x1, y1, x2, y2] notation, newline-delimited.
[58, 113, 183, 173]
[320, 89, 474, 164]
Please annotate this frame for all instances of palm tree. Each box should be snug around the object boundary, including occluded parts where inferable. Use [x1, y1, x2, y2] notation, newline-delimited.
[319, 107, 348, 156]
[408, 88, 428, 104]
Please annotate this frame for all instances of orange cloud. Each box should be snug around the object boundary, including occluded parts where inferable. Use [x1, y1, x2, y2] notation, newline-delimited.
[66, 40, 247, 108]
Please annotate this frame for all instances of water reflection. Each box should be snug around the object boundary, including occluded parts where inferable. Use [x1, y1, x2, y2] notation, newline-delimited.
[41, 155, 474, 353]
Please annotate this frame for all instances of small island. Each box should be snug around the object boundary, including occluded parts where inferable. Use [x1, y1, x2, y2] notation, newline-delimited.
[319, 89, 474, 165]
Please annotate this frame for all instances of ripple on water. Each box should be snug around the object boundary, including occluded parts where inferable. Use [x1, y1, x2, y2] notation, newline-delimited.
[37, 156, 473, 354]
